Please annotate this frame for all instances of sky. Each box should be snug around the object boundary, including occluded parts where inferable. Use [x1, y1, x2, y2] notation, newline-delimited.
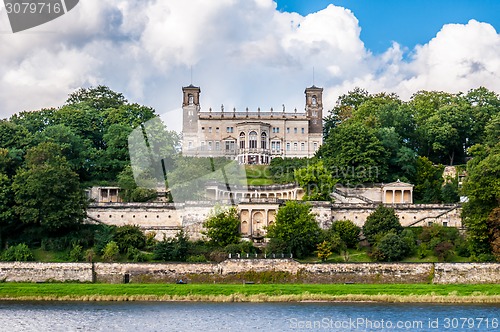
[0, 0, 499, 133]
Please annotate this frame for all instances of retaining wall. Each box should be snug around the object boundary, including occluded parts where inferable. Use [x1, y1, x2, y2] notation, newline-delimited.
[0, 261, 498, 284]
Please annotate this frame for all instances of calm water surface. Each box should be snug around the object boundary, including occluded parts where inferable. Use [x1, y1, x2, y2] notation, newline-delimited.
[0, 301, 498, 331]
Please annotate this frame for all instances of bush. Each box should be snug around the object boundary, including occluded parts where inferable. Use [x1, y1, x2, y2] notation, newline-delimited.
[85, 248, 96, 262]
[102, 241, 120, 262]
[434, 241, 454, 261]
[186, 255, 207, 263]
[316, 241, 332, 262]
[69, 244, 84, 262]
[202, 206, 241, 247]
[223, 242, 257, 255]
[1, 243, 34, 262]
[126, 247, 148, 262]
[113, 225, 146, 253]
[153, 230, 189, 261]
[373, 232, 410, 262]
[94, 225, 116, 253]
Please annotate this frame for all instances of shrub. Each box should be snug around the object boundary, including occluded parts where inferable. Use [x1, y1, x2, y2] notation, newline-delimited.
[224, 242, 257, 255]
[153, 230, 189, 261]
[94, 225, 116, 253]
[85, 248, 96, 262]
[69, 244, 84, 262]
[186, 255, 207, 263]
[102, 241, 120, 262]
[316, 241, 332, 262]
[434, 241, 454, 261]
[113, 225, 146, 253]
[1, 243, 34, 262]
[373, 232, 410, 262]
[126, 247, 148, 262]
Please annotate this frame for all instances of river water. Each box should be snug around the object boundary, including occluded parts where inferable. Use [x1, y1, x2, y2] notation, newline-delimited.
[0, 301, 498, 331]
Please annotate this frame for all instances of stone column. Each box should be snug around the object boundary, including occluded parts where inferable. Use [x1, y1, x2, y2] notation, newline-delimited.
[392, 190, 395, 204]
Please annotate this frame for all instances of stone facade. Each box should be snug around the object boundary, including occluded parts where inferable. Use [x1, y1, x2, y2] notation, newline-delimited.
[87, 200, 462, 241]
[1, 261, 499, 284]
[181, 85, 323, 164]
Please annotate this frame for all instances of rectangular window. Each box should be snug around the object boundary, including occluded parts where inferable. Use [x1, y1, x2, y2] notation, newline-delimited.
[294, 128, 298, 134]
[216, 127, 220, 133]
[313, 142, 318, 151]
[215, 141, 220, 150]
[286, 142, 290, 151]
[225, 140, 235, 151]
[188, 141, 193, 149]
[200, 141, 205, 151]
[208, 141, 212, 150]
[301, 128, 305, 134]
[226, 127, 234, 133]
[208, 127, 212, 133]
[286, 127, 290, 134]
[301, 142, 305, 151]
[293, 142, 298, 151]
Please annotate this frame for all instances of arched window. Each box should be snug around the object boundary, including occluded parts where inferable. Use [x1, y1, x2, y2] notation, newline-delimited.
[261, 132, 267, 150]
[239, 132, 246, 149]
[249, 131, 257, 149]
[188, 94, 194, 104]
[312, 95, 317, 105]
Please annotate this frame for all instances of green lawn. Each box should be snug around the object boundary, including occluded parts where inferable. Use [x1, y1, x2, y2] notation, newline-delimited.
[0, 283, 498, 303]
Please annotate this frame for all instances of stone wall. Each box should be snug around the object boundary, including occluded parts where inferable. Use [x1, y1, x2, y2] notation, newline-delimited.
[330, 203, 462, 228]
[1, 261, 499, 284]
[0, 262, 92, 282]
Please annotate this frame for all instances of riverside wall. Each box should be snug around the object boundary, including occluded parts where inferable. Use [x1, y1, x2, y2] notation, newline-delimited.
[0, 261, 499, 284]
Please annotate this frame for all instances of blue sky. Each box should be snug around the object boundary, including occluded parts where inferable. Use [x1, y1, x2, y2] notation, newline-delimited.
[277, 0, 500, 53]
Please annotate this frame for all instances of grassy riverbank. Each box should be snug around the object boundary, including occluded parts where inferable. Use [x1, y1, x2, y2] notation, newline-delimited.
[0, 283, 499, 303]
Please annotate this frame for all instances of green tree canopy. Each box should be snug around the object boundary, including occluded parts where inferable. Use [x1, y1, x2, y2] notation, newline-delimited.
[266, 201, 322, 258]
[202, 205, 241, 247]
[12, 142, 87, 233]
[363, 205, 403, 245]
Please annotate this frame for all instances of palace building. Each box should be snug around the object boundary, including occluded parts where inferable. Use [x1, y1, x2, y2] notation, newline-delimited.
[181, 85, 324, 164]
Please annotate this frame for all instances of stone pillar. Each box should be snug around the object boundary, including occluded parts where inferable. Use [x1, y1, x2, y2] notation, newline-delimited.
[392, 190, 395, 204]
[400, 190, 404, 203]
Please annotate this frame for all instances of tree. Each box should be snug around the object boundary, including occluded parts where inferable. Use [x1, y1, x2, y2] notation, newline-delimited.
[413, 156, 444, 203]
[462, 145, 500, 256]
[363, 205, 403, 245]
[266, 201, 322, 258]
[12, 142, 87, 233]
[202, 206, 241, 247]
[117, 166, 157, 202]
[487, 208, 500, 261]
[319, 121, 388, 184]
[294, 161, 337, 201]
[329, 219, 360, 249]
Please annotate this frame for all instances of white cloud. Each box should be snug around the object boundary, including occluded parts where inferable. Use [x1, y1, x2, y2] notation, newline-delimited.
[0, 1, 499, 132]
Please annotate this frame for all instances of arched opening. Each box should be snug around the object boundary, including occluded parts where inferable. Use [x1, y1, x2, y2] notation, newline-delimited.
[261, 132, 267, 149]
[188, 94, 194, 104]
[312, 95, 317, 105]
[249, 131, 257, 149]
[239, 132, 246, 149]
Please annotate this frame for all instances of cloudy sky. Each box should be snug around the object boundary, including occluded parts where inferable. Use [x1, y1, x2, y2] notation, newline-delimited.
[0, 0, 499, 132]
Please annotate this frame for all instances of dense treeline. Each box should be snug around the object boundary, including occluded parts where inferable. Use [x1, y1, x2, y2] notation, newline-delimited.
[0, 85, 498, 261]
[0, 86, 177, 248]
